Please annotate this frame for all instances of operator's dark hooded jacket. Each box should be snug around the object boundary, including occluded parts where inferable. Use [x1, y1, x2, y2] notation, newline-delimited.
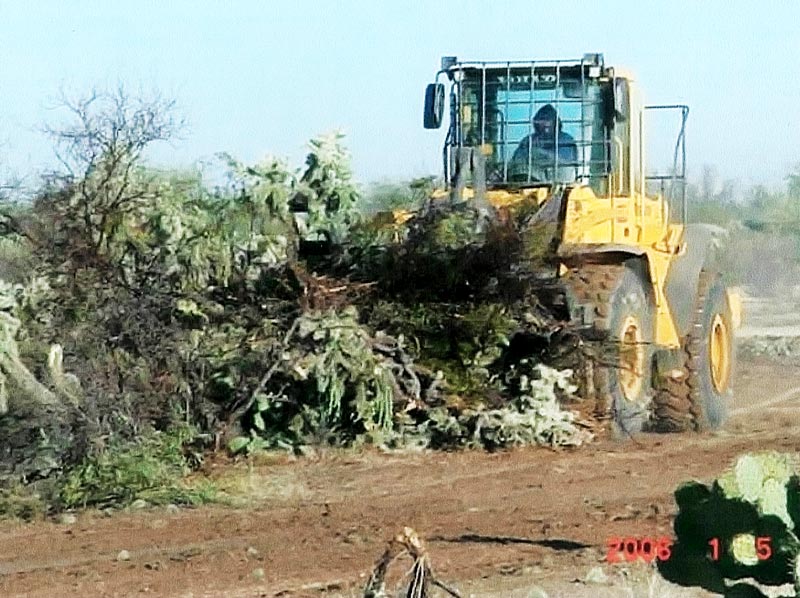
[512, 104, 578, 165]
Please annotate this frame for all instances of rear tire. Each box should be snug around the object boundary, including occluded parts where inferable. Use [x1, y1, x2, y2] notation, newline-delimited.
[650, 271, 733, 431]
[691, 274, 734, 428]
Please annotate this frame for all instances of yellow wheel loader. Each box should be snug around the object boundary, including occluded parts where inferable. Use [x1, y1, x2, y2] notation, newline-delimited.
[419, 54, 742, 435]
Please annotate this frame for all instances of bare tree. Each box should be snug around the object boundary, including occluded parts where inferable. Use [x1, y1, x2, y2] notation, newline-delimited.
[42, 86, 185, 255]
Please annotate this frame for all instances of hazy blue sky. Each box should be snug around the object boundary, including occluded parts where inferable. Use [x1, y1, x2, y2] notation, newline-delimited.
[0, 0, 798, 189]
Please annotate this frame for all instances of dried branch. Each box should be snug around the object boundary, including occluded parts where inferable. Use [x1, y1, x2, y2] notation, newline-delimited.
[364, 528, 461, 598]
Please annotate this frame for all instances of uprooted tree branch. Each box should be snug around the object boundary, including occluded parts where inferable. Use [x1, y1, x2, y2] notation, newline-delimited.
[364, 527, 462, 598]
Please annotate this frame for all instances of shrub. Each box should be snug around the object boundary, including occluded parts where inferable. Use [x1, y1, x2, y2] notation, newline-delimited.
[58, 426, 214, 509]
[0, 484, 47, 520]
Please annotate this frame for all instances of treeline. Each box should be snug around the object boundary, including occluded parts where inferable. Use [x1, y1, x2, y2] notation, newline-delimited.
[684, 166, 800, 294]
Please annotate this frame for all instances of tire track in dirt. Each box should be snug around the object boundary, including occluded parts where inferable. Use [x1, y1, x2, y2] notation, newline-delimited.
[0, 535, 264, 576]
[730, 386, 800, 416]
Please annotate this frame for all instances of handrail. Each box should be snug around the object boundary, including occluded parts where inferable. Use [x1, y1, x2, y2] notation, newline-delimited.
[643, 104, 689, 224]
[612, 136, 624, 195]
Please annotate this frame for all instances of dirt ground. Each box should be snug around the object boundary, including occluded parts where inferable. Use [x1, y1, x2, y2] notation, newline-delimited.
[3, 314, 800, 598]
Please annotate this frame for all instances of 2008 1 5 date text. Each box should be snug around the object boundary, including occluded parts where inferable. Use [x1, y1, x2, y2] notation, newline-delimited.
[606, 536, 773, 563]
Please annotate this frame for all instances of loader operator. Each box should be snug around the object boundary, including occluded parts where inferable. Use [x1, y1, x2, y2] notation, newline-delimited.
[511, 104, 578, 169]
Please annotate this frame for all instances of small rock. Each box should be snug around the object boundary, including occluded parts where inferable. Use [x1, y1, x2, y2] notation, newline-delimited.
[130, 499, 149, 510]
[252, 567, 266, 581]
[584, 566, 609, 585]
[165, 504, 180, 514]
[527, 587, 549, 598]
[246, 546, 260, 558]
[58, 513, 77, 525]
[116, 550, 131, 562]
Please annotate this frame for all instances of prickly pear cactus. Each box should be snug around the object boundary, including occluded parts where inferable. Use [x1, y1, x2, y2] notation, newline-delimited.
[659, 452, 800, 597]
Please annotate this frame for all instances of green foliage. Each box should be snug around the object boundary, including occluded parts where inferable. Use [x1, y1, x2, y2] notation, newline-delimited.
[334, 179, 441, 274]
[394, 365, 587, 450]
[227, 302, 589, 452]
[659, 452, 800, 597]
[96, 167, 294, 292]
[351, 203, 524, 304]
[0, 275, 82, 422]
[41, 88, 182, 262]
[364, 300, 517, 400]
[296, 132, 361, 243]
[470, 364, 584, 449]
[231, 308, 401, 450]
[40, 130, 359, 295]
[221, 155, 294, 222]
[431, 210, 481, 251]
[296, 307, 393, 432]
[59, 426, 215, 509]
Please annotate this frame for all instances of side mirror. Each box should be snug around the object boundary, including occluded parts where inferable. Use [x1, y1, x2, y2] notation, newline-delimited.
[423, 83, 445, 129]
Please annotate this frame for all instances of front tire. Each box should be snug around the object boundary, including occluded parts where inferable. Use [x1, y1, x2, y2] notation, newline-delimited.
[563, 262, 655, 436]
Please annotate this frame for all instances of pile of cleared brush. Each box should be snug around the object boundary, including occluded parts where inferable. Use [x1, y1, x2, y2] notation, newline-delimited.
[0, 89, 592, 515]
